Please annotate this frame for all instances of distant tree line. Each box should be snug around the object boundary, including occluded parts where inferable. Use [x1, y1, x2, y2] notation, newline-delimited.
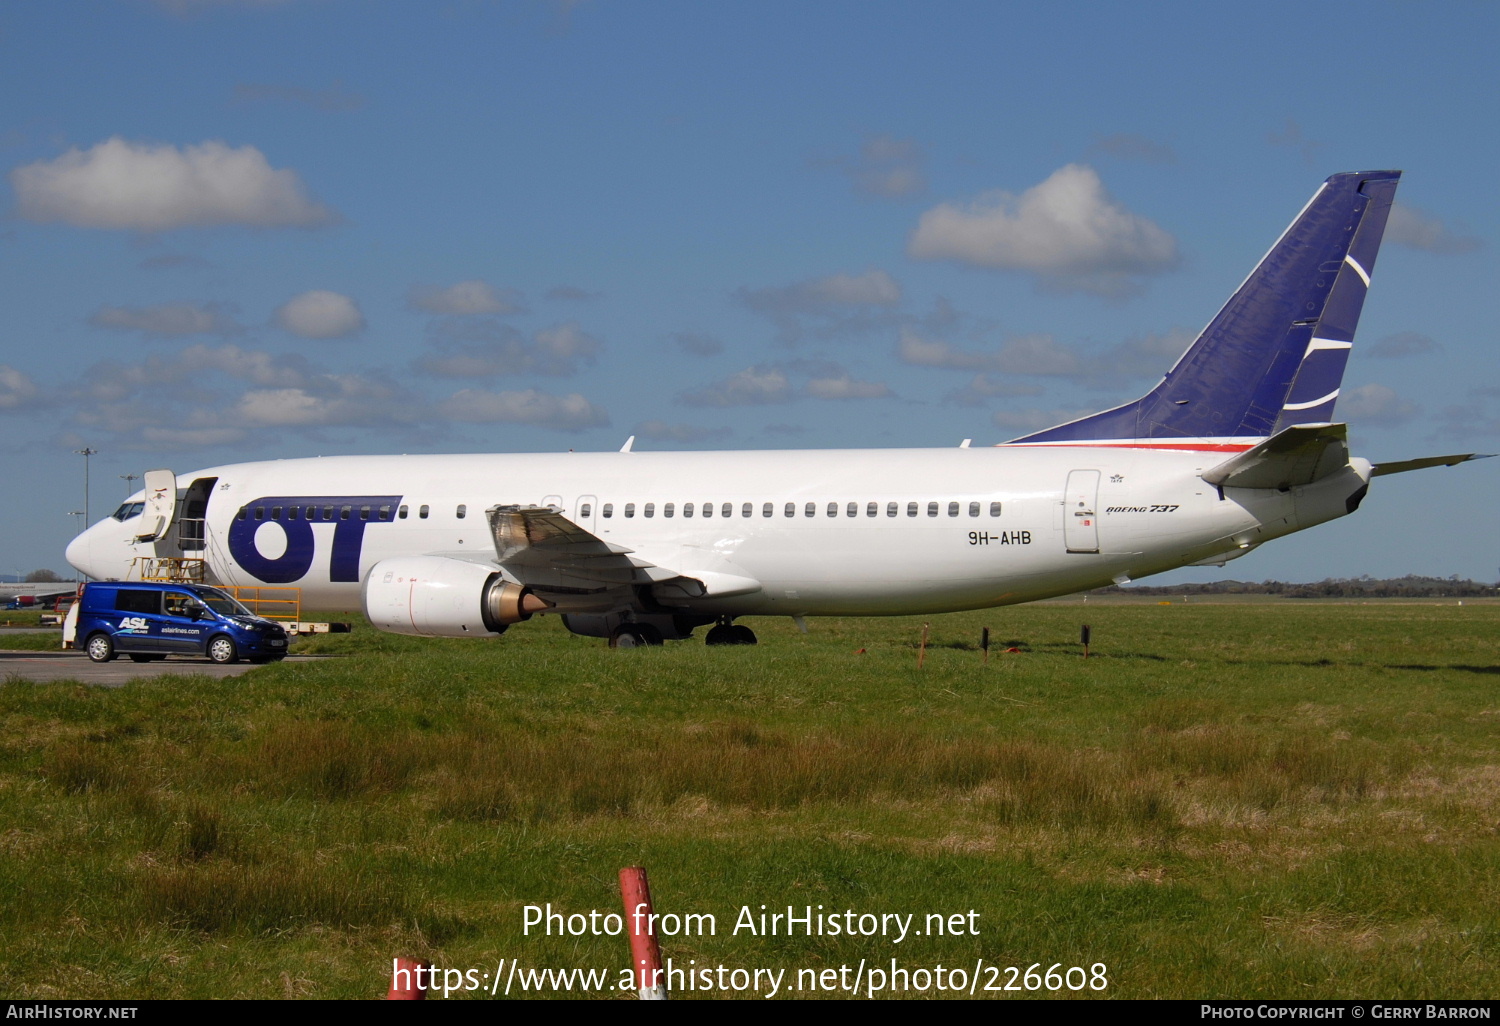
[1095, 575, 1498, 599]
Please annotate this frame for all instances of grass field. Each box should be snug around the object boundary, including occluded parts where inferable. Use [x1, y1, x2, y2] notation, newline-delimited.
[2, 602, 1498, 999]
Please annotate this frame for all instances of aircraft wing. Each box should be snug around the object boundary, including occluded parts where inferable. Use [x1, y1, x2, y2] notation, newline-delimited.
[1371, 453, 1494, 477]
[1200, 423, 1351, 490]
[480, 505, 760, 600]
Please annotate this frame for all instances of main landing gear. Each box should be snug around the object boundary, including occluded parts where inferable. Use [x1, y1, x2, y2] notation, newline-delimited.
[608, 623, 664, 648]
[704, 618, 757, 646]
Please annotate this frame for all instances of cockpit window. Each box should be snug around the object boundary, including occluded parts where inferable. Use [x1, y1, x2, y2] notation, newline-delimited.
[111, 502, 145, 522]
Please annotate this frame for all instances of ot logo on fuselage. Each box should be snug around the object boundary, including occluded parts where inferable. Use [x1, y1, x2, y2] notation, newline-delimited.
[227, 496, 403, 583]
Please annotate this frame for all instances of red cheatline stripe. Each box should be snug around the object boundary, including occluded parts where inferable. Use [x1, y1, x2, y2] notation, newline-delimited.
[1000, 442, 1256, 453]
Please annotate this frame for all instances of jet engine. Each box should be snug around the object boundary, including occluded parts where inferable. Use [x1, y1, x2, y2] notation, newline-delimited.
[363, 555, 549, 637]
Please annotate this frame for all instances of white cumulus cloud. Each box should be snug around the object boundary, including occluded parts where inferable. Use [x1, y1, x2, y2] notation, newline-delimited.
[908, 164, 1178, 297]
[679, 367, 792, 407]
[1386, 203, 1481, 254]
[897, 328, 1083, 376]
[89, 302, 240, 337]
[1339, 384, 1419, 427]
[409, 280, 524, 315]
[634, 420, 733, 444]
[275, 290, 365, 339]
[11, 137, 336, 231]
[804, 374, 892, 400]
[0, 366, 42, 410]
[438, 388, 608, 431]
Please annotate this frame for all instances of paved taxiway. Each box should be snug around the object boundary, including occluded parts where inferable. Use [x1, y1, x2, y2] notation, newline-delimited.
[0, 650, 318, 685]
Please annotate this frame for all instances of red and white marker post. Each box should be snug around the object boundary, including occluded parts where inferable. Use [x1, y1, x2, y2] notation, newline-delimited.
[619, 866, 667, 1000]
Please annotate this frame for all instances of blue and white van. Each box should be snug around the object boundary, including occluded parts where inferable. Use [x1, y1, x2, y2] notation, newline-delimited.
[76, 582, 289, 665]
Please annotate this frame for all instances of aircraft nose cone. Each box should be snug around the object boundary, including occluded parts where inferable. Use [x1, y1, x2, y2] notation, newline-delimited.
[65, 529, 94, 579]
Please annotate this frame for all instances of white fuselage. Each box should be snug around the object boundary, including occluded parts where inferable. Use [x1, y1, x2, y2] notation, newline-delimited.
[66, 443, 1372, 619]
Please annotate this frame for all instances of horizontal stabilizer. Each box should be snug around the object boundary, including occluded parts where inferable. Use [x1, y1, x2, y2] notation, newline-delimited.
[1371, 452, 1494, 477]
[1201, 423, 1349, 490]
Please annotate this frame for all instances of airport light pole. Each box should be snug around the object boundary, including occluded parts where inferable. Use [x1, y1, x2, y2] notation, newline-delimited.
[74, 447, 98, 526]
[120, 472, 139, 496]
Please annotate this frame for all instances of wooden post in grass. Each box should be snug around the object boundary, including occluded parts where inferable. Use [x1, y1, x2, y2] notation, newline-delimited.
[620, 867, 667, 1000]
[386, 957, 429, 1000]
[1081, 623, 1091, 659]
[981, 626, 990, 665]
[917, 622, 929, 669]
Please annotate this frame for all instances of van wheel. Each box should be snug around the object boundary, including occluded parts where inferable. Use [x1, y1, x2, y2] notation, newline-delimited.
[85, 633, 116, 663]
[207, 636, 239, 665]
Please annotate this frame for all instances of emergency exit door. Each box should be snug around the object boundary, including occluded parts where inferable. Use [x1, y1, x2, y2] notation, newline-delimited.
[1064, 470, 1101, 554]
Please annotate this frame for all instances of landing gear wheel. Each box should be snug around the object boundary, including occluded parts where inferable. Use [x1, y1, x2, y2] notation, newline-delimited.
[730, 625, 757, 645]
[704, 623, 737, 646]
[85, 633, 116, 663]
[207, 635, 239, 665]
[608, 624, 664, 649]
[128, 654, 166, 663]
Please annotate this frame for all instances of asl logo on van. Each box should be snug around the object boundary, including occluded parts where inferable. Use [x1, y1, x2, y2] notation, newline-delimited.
[119, 616, 149, 633]
[227, 495, 403, 584]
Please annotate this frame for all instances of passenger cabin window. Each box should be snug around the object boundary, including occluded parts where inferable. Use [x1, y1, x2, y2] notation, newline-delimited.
[724, 503, 734, 518]
[683, 502, 693, 518]
[907, 502, 918, 517]
[743, 503, 753, 518]
[419, 505, 429, 519]
[359, 506, 370, 521]
[236, 508, 247, 521]
[990, 501, 1002, 516]
[927, 501, 938, 517]
[398, 505, 408, 519]
[701, 502, 711, 518]
[644, 502, 655, 518]
[969, 501, 980, 517]
[456, 504, 466, 519]
[379, 505, 392, 521]
[784, 502, 795, 517]
[580, 503, 592, 518]
[827, 502, 839, 517]
[340, 505, 352, 521]
[254, 507, 265, 521]
[948, 501, 959, 517]
[847, 502, 858, 518]
[602, 503, 613, 518]
[867, 502, 878, 517]
[762, 503, 773, 518]
[288, 507, 300, 521]
[804, 502, 815, 517]
[886, 502, 897, 517]
[664, 502, 675, 518]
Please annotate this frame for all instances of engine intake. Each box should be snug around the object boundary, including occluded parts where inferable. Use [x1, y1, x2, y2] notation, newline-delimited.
[363, 555, 548, 637]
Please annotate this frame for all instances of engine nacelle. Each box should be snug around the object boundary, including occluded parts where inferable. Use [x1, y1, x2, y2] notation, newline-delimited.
[363, 555, 547, 638]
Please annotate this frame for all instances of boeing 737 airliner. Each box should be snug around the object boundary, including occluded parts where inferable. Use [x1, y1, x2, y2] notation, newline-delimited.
[65, 171, 1486, 648]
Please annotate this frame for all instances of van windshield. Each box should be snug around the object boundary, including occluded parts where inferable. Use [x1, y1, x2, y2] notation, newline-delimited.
[192, 588, 255, 617]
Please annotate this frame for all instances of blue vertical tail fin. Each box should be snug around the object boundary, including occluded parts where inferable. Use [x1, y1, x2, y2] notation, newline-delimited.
[1011, 170, 1401, 446]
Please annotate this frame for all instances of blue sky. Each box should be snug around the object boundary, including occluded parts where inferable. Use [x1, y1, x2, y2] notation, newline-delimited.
[2, 0, 1496, 584]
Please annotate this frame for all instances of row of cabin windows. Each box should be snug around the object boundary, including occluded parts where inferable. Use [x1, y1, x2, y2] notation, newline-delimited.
[580, 499, 1003, 520]
[237, 503, 453, 522]
[239, 499, 1002, 524]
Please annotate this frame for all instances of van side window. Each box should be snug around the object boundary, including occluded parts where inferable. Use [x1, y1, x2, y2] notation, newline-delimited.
[114, 589, 159, 614]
